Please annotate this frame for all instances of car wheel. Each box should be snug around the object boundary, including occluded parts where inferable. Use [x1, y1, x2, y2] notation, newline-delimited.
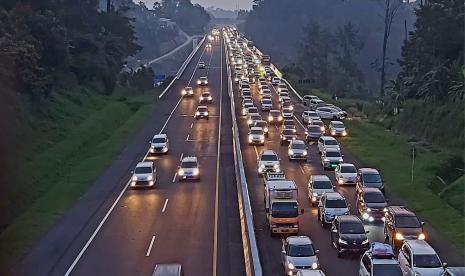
[337, 247, 342, 258]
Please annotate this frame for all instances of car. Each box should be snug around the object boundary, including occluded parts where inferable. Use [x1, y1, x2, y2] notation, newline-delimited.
[199, 91, 213, 104]
[288, 139, 308, 160]
[280, 128, 297, 145]
[248, 127, 265, 145]
[234, 73, 243, 83]
[257, 149, 281, 175]
[242, 98, 253, 107]
[308, 175, 334, 207]
[268, 109, 283, 124]
[282, 236, 320, 275]
[317, 136, 340, 154]
[151, 263, 182, 276]
[316, 106, 345, 120]
[241, 103, 254, 115]
[335, 163, 357, 185]
[261, 90, 272, 99]
[280, 96, 291, 104]
[178, 156, 200, 180]
[247, 113, 262, 127]
[398, 240, 446, 276]
[302, 95, 321, 106]
[302, 111, 320, 124]
[444, 267, 465, 276]
[239, 81, 250, 91]
[329, 121, 347, 136]
[321, 148, 344, 170]
[198, 61, 206, 69]
[181, 86, 194, 97]
[282, 107, 294, 120]
[277, 83, 288, 92]
[283, 119, 296, 132]
[309, 99, 325, 110]
[149, 133, 169, 154]
[259, 84, 269, 93]
[206, 42, 212, 49]
[131, 161, 156, 188]
[261, 98, 273, 111]
[252, 120, 269, 137]
[357, 168, 385, 193]
[359, 243, 403, 276]
[384, 206, 426, 249]
[312, 120, 326, 134]
[246, 106, 260, 116]
[305, 125, 324, 142]
[279, 91, 290, 99]
[357, 187, 388, 222]
[194, 105, 209, 120]
[330, 215, 369, 257]
[197, 76, 208, 86]
[272, 77, 281, 86]
[296, 270, 326, 276]
[281, 101, 295, 112]
[241, 89, 252, 99]
[317, 192, 350, 226]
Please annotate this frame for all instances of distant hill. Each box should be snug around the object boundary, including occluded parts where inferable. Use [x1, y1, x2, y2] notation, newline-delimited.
[206, 7, 237, 19]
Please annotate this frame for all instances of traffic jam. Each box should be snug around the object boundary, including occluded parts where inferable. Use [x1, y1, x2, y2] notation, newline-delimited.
[222, 27, 455, 276]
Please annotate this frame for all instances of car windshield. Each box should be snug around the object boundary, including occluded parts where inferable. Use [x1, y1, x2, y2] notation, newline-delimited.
[283, 130, 295, 135]
[271, 111, 281, 116]
[261, 154, 278, 161]
[135, 167, 152, 174]
[395, 216, 421, 228]
[152, 138, 166, 143]
[292, 143, 306, 150]
[372, 264, 403, 276]
[254, 122, 266, 127]
[364, 192, 386, 203]
[181, 161, 197, 168]
[202, 93, 210, 97]
[313, 180, 332, 189]
[284, 121, 294, 126]
[332, 122, 345, 128]
[340, 166, 356, 173]
[287, 244, 315, 257]
[326, 199, 347, 208]
[340, 222, 365, 234]
[413, 254, 442, 268]
[271, 202, 298, 218]
[325, 140, 338, 145]
[325, 151, 341, 157]
[308, 126, 321, 132]
[314, 121, 324, 126]
[363, 173, 382, 183]
[263, 100, 272, 104]
[198, 107, 207, 112]
[251, 115, 261, 120]
[308, 112, 317, 116]
[249, 108, 258, 113]
[250, 129, 263, 135]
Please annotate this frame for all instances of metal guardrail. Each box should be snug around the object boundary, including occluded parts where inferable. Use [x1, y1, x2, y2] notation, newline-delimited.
[269, 63, 303, 101]
[158, 35, 207, 99]
[224, 36, 263, 276]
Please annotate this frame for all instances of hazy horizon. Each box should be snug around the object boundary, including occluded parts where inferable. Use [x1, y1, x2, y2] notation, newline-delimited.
[135, 0, 252, 11]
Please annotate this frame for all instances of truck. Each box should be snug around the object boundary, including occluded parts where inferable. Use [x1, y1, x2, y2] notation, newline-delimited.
[264, 180, 302, 234]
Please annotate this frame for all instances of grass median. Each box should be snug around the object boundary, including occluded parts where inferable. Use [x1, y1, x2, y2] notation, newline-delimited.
[0, 88, 157, 272]
[341, 119, 464, 251]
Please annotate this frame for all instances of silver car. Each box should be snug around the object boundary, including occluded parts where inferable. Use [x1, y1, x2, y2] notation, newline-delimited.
[248, 127, 265, 145]
[317, 192, 350, 226]
[282, 236, 320, 274]
[288, 139, 308, 160]
[308, 175, 335, 207]
[329, 121, 347, 136]
[321, 148, 344, 170]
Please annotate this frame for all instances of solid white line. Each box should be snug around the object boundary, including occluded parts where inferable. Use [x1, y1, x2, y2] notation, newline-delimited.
[179, 153, 184, 161]
[294, 115, 306, 131]
[186, 134, 190, 141]
[187, 46, 207, 85]
[159, 97, 183, 134]
[190, 122, 194, 128]
[145, 235, 156, 257]
[162, 199, 169, 213]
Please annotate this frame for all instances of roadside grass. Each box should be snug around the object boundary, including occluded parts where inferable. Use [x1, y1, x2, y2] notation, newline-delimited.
[342, 119, 465, 250]
[441, 175, 465, 215]
[0, 89, 156, 271]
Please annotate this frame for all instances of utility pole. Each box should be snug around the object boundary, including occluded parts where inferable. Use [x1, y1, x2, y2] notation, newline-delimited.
[107, 0, 111, 13]
[411, 144, 415, 185]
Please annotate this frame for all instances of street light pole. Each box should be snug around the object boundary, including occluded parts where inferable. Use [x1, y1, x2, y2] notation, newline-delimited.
[411, 144, 415, 185]
[107, 0, 111, 12]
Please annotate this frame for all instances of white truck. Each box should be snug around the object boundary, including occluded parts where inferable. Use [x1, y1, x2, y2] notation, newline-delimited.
[264, 180, 302, 234]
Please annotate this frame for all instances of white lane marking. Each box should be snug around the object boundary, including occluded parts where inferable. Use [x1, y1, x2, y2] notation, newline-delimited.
[299, 164, 306, 175]
[186, 139, 209, 142]
[65, 38, 208, 276]
[172, 172, 177, 183]
[294, 115, 306, 131]
[179, 153, 184, 161]
[190, 122, 194, 128]
[254, 146, 259, 159]
[187, 45, 208, 85]
[145, 235, 156, 257]
[162, 199, 169, 213]
[186, 134, 190, 141]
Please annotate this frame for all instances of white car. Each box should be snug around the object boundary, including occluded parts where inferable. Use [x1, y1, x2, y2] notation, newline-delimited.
[198, 61, 206, 69]
[335, 163, 357, 185]
[288, 139, 308, 160]
[282, 108, 293, 119]
[181, 86, 194, 97]
[321, 148, 344, 170]
[257, 149, 281, 175]
[296, 270, 326, 276]
[277, 83, 288, 92]
[199, 91, 213, 104]
[398, 240, 446, 276]
[302, 95, 321, 106]
[359, 243, 403, 276]
[308, 175, 335, 207]
[260, 98, 273, 111]
[282, 236, 320, 275]
[197, 76, 208, 86]
[280, 96, 291, 105]
[246, 106, 259, 117]
[329, 121, 347, 136]
[247, 113, 262, 127]
[272, 77, 281, 86]
[194, 105, 209, 120]
[248, 127, 265, 145]
[178, 156, 200, 180]
[131, 162, 156, 188]
[302, 111, 320, 124]
[242, 102, 254, 115]
[149, 133, 169, 154]
[316, 106, 345, 120]
[241, 89, 252, 99]
[317, 136, 340, 154]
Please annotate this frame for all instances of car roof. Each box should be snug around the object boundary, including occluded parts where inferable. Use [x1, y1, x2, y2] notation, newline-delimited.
[153, 134, 167, 139]
[388, 206, 416, 217]
[250, 127, 263, 131]
[311, 175, 331, 181]
[404, 240, 437, 255]
[338, 215, 361, 223]
[136, 161, 153, 167]
[324, 192, 344, 200]
[291, 139, 305, 145]
[331, 120, 344, 124]
[324, 148, 340, 153]
[286, 236, 313, 245]
[201, 91, 211, 94]
[359, 168, 380, 174]
[339, 163, 355, 168]
[261, 149, 277, 155]
[321, 136, 337, 141]
[182, 156, 198, 162]
[197, 105, 208, 109]
[363, 187, 383, 194]
[152, 264, 182, 276]
[185, 86, 192, 89]
[200, 76, 207, 79]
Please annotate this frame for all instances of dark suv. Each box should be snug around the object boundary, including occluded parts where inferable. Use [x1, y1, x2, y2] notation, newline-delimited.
[384, 206, 425, 249]
[356, 187, 388, 223]
[330, 215, 369, 257]
[356, 168, 385, 193]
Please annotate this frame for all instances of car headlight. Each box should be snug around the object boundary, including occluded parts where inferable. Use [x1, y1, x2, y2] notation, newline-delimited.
[289, 106, 294, 111]
[147, 175, 153, 181]
[362, 213, 370, 220]
[182, 90, 186, 95]
[268, 116, 273, 121]
[323, 158, 330, 162]
[195, 112, 200, 116]
[418, 233, 426, 240]
[338, 238, 348, 245]
[178, 169, 185, 176]
[259, 135, 265, 140]
[260, 164, 265, 168]
[288, 149, 294, 155]
[395, 233, 404, 240]
[303, 150, 307, 155]
[338, 159, 343, 162]
[362, 238, 369, 245]
[193, 168, 199, 176]
[200, 97, 204, 100]
[278, 116, 283, 121]
[273, 164, 279, 169]
[320, 126, 325, 131]
[205, 80, 208, 84]
[312, 192, 318, 197]
[287, 263, 295, 270]
[366, 208, 372, 212]
[312, 262, 319, 269]
[264, 127, 269, 132]
[208, 96, 212, 100]
[197, 80, 201, 84]
[383, 208, 388, 212]
[132, 175, 138, 181]
[331, 130, 336, 135]
[342, 130, 347, 136]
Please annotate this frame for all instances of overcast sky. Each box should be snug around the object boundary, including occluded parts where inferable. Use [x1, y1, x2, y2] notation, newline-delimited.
[137, 0, 253, 10]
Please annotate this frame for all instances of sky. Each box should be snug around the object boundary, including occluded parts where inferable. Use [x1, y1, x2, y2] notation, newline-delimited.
[137, 0, 253, 10]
